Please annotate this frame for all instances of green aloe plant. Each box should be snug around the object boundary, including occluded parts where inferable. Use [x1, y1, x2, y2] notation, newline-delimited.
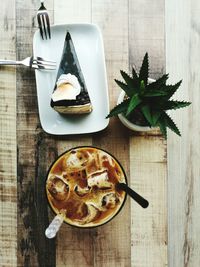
[106, 53, 191, 138]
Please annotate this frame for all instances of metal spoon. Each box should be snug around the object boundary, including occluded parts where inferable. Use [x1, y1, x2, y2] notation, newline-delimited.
[45, 210, 65, 239]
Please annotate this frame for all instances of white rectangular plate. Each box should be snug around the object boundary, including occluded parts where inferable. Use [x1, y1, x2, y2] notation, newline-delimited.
[33, 24, 109, 135]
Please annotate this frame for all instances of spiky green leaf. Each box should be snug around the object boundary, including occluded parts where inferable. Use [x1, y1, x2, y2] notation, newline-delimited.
[126, 94, 142, 116]
[120, 70, 133, 86]
[148, 74, 169, 90]
[144, 90, 169, 97]
[151, 110, 162, 126]
[106, 99, 129, 118]
[139, 52, 149, 86]
[140, 80, 146, 94]
[157, 118, 167, 139]
[162, 112, 181, 136]
[132, 66, 138, 80]
[141, 105, 153, 125]
[114, 79, 133, 97]
[120, 70, 139, 94]
[162, 100, 191, 110]
[162, 80, 182, 99]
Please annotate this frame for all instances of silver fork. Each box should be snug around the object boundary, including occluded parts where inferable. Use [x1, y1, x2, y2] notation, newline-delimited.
[0, 56, 56, 70]
[37, 0, 51, 40]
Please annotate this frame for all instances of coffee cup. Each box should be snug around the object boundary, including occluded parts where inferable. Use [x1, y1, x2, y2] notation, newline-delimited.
[45, 146, 148, 237]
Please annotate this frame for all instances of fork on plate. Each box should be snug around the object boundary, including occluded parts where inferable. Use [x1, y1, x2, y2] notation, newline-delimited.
[0, 56, 56, 70]
[37, 0, 51, 40]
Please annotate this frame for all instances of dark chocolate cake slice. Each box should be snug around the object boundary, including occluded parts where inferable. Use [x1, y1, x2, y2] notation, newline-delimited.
[51, 32, 92, 114]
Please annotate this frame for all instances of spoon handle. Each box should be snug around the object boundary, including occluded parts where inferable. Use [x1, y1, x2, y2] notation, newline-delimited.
[117, 183, 149, 208]
[45, 214, 64, 239]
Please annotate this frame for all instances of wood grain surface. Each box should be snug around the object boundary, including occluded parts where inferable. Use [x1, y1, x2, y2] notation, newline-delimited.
[0, 0, 169, 266]
[130, 137, 167, 267]
[166, 0, 200, 266]
[92, 1, 131, 266]
[54, 1, 93, 267]
[16, 0, 56, 266]
[0, 1, 17, 267]
[129, 1, 167, 266]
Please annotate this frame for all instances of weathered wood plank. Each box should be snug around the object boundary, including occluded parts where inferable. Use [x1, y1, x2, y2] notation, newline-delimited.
[16, 0, 56, 266]
[130, 136, 167, 267]
[54, 0, 91, 24]
[129, 1, 167, 266]
[54, 1, 93, 267]
[0, 1, 17, 266]
[92, 1, 131, 266]
[129, 0, 165, 79]
[166, 0, 200, 266]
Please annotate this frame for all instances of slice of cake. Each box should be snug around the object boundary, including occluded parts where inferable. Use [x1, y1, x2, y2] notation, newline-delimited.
[51, 32, 93, 114]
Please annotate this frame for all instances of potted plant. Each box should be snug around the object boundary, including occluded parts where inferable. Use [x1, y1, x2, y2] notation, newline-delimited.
[106, 53, 191, 138]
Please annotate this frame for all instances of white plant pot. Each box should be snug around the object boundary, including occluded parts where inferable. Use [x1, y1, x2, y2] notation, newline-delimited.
[117, 78, 156, 132]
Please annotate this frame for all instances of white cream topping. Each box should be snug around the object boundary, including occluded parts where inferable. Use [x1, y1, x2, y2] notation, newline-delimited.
[52, 73, 81, 101]
[88, 171, 112, 189]
[65, 153, 80, 168]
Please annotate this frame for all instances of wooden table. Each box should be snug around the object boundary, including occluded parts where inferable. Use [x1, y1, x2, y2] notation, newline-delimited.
[0, 1, 199, 266]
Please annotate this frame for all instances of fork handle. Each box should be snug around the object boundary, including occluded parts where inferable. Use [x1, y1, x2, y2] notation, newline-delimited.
[0, 59, 21, 65]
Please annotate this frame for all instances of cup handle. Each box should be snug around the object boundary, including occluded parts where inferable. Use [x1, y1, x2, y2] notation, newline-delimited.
[45, 214, 64, 239]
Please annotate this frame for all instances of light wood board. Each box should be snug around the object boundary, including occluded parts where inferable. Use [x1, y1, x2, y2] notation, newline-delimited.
[129, 1, 167, 266]
[166, 0, 200, 266]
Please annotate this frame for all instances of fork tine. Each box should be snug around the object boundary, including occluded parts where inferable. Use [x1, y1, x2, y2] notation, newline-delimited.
[36, 57, 56, 64]
[37, 15, 44, 40]
[32, 63, 56, 70]
[36, 60, 56, 66]
[32, 60, 56, 70]
[38, 65, 56, 70]
[41, 14, 48, 39]
[33, 58, 56, 67]
[45, 14, 51, 39]
[37, 64, 56, 70]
